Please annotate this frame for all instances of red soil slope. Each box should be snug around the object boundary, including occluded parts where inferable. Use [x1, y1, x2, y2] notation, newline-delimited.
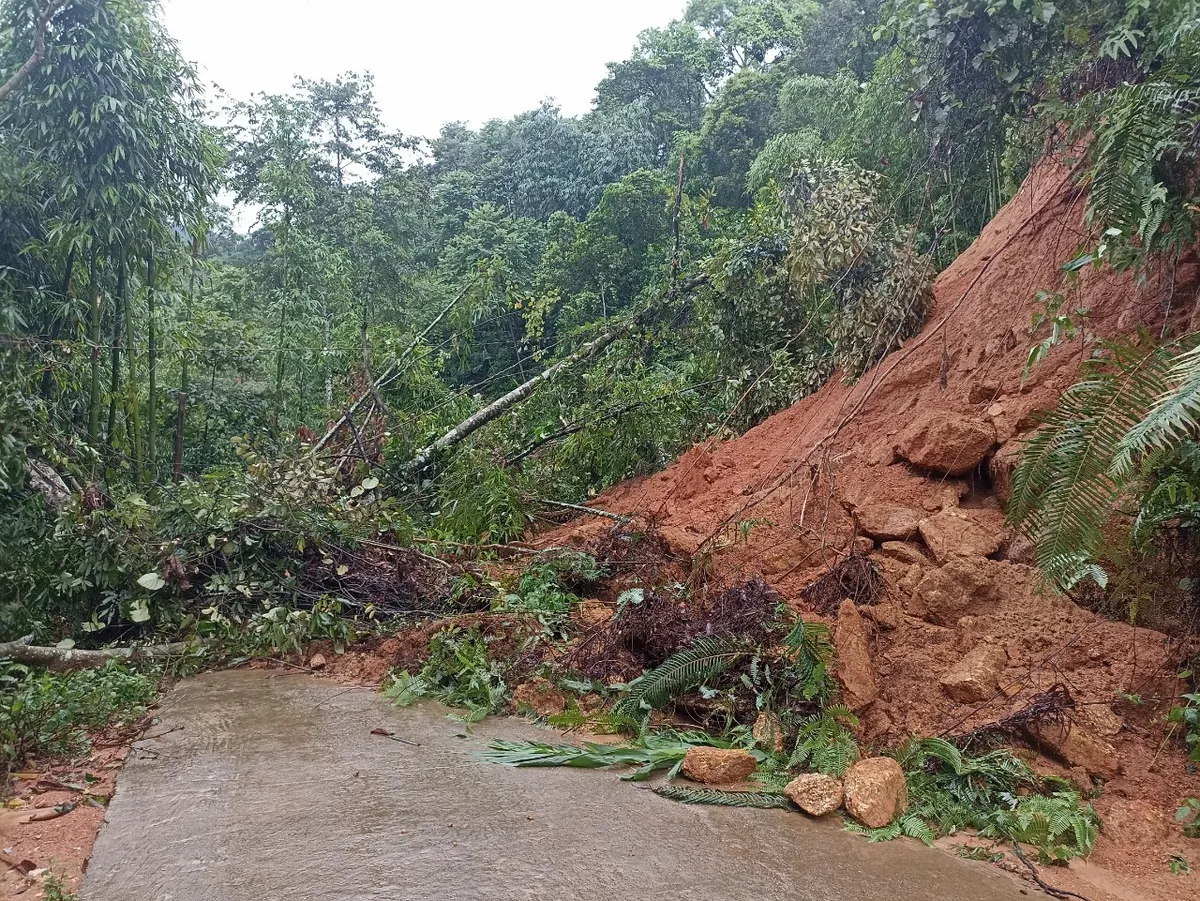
[540, 154, 1200, 901]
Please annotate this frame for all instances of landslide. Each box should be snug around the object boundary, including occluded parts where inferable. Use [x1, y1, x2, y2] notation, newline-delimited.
[537, 152, 1200, 900]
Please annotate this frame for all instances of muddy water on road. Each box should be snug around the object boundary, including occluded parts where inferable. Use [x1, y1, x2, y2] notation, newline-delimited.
[84, 670, 1027, 901]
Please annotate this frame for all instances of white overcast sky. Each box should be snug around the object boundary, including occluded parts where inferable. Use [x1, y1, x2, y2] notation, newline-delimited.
[161, 0, 688, 138]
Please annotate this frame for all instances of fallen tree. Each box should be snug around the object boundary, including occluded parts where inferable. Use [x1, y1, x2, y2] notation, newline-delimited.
[406, 274, 709, 475]
[0, 634, 193, 671]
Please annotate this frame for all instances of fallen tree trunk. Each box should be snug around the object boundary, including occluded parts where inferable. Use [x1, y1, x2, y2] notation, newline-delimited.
[0, 636, 192, 671]
[406, 273, 709, 475]
[313, 278, 478, 455]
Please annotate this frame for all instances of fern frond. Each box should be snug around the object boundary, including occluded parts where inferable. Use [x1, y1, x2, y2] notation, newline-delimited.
[1008, 339, 1173, 588]
[654, 785, 791, 809]
[789, 705, 859, 776]
[1112, 342, 1200, 477]
[611, 636, 750, 724]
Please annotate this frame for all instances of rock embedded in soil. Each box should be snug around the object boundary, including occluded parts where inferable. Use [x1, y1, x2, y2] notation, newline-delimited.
[784, 773, 844, 817]
[843, 757, 908, 829]
[834, 599, 877, 712]
[853, 504, 923, 542]
[939, 643, 1007, 703]
[908, 557, 1000, 625]
[511, 679, 567, 717]
[1099, 799, 1171, 847]
[752, 712, 785, 753]
[308, 653, 327, 670]
[917, 508, 1007, 563]
[1025, 719, 1121, 781]
[681, 747, 758, 785]
[877, 541, 928, 566]
[988, 442, 1023, 506]
[895, 412, 996, 476]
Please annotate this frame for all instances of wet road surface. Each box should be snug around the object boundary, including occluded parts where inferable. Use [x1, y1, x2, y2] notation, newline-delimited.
[84, 669, 1028, 900]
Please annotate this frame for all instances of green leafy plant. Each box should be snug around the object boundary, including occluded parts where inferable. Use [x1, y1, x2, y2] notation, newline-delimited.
[383, 626, 508, 723]
[1168, 853, 1191, 876]
[1168, 693, 1200, 762]
[788, 705, 859, 776]
[0, 660, 158, 772]
[856, 738, 1099, 862]
[1008, 338, 1181, 589]
[41, 873, 79, 901]
[1178, 797, 1200, 839]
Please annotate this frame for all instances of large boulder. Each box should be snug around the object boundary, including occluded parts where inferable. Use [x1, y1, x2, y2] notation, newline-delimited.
[785, 773, 844, 817]
[908, 557, 1001, 625]
[681, 747, 758, 785]
[843, 757, 908, 828]
[834, 600, 877, 711]
[853, 504, 923, 542]
[939, 643, 1008, 703]
[918, 508, 1007, 563]
[896, 412, 996, 476]
[1026, 720, 1120, 781]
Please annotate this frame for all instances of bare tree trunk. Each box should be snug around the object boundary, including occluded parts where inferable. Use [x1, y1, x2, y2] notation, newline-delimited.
[0, 0, 67, 103]
[146, 251, 157, 479]
[106, 262, 123, 449]
[174, 238, 199, 483]
[0, 635, 192, 672]
[121, 255, 143, 480]
[86, 252, 102, 444]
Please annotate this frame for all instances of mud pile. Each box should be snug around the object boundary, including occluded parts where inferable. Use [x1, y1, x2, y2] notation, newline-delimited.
[539, 154, 1200, 900]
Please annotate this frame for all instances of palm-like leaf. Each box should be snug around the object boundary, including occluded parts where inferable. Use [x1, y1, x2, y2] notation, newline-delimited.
[653, 785, 789, 809]
[611, 637, 750, 724]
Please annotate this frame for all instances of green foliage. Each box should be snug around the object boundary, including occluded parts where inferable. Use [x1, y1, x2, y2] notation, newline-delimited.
[654, 784, 790, 808]
[1177, 797, 1200, 839]
[781, 617, 835, 703]
[495, 552, 603, 637]
[611, 636, 751, 729]
[483, 730, 732, 781]
[0, 661, 158, 772]
[1008, 339, 1176, 589]
[384, 626, 508, 723]
[1168, 693, 1200, 763]
[981, 791, 1101, 863]
[40, 873, 79, 901]
[860, 738, 1100, 863]
[788, 705, 859, 776]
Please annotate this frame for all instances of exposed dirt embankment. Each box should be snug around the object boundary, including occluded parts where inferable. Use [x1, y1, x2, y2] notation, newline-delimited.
[538, 154, 1200, 900]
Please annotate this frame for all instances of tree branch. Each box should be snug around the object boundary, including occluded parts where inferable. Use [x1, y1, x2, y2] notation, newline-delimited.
[0, 0, 67, 104]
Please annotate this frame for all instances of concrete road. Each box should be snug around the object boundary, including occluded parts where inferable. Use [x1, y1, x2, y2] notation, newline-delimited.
[84, 670, 1028, 901]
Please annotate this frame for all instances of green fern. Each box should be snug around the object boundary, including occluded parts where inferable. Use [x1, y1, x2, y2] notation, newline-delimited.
[1007, 339, 1175, 589]
[611, 637, 751, 727]
[788, 705, 859, 776]
[654, 785, 791, 809]
[781, 618, 834, 702]
[981, 792, 1100, 863]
